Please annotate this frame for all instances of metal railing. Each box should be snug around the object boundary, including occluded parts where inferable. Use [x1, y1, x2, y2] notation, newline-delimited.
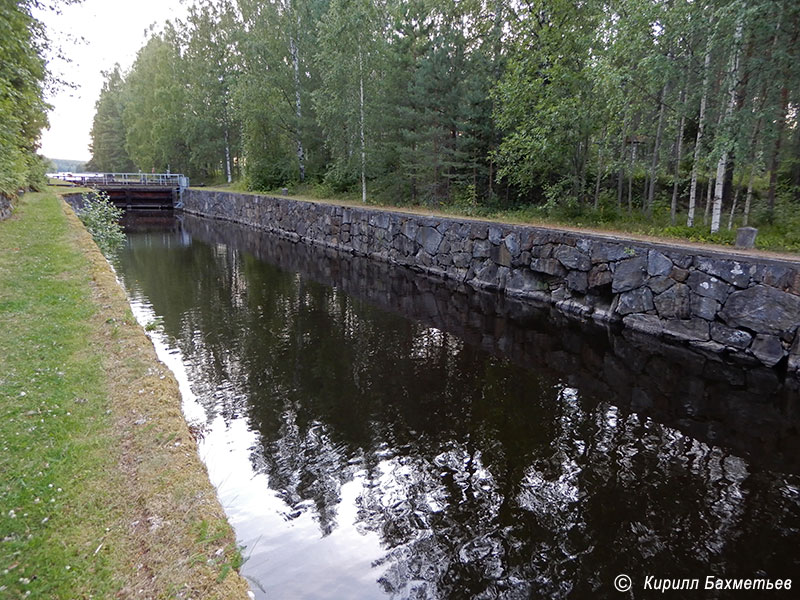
[49, 172, 189, 190]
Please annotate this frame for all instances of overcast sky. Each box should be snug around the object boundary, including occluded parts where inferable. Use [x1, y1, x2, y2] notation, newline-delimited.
[37, 0, 190, 162]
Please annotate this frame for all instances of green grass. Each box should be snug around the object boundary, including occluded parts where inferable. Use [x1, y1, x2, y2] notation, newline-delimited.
[0, 192, 127, 597]
[0, 192, 251, 599]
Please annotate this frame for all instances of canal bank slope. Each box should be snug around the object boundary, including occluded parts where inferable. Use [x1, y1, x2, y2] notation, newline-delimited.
[0, 191, 250, 599]
[183, 189, 800, 375]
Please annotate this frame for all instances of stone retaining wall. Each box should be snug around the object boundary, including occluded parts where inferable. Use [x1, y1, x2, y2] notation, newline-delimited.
[0, 194, 12, 221]
[182, 189, 800, 374]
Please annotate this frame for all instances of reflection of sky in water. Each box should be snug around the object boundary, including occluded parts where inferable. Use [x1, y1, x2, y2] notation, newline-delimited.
[129, 296, 387, 598]
[116, 217, 800, 599]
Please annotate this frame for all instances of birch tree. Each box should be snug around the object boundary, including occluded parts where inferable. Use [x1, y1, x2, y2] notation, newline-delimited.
[182, 0, 240, 181]
[710, 17, 743, 234]
[314, 0, 385, 201]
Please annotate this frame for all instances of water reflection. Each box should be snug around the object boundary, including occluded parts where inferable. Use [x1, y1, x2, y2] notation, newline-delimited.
[117, 212, 800, 599]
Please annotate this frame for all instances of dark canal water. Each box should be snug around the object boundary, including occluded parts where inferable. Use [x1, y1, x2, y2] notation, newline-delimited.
[116, 212, 800, 599]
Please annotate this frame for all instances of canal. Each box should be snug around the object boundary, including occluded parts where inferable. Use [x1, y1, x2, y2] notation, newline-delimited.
[116, 212, 800, 599]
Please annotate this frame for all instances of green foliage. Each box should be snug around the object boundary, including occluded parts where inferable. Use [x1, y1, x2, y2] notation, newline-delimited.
[84, 0, 800, 238]
[48, 157, 87, 173]
[76, 191, 125, 256]
[123, 26, 189, 174]
[86, 66, 135, 172]
[181, 0, 240, 181]
[314, 0, 385, 198]
[26, 153, 51, 191]
[0, 1, 52, 198]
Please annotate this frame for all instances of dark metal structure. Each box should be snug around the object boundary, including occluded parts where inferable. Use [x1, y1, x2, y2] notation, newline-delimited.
[50, 172, 189, 210]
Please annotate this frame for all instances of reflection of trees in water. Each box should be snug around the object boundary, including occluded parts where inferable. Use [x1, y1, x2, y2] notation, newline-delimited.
[254, 411, 350, 536]
[117, 227, 800, 598]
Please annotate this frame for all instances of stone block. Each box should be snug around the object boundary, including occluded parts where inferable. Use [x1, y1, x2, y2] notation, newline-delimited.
[520, 232, 536, 252]
[694, 256, 751, 288]
[616, 287, 654, 315]
[470, 260, 499, 289]
[648, 275, 675, 294]
[566, 270, 589, 294]
[690, 294, 720, 321]
[735, 226, 757, 249]
[470, 222, 488, 240]
[667, 252, 694, 269]
[486, 225, 502, 245]
[416, 226, 443, 255]
[452, 252, 472, 269]
[531, 258, 567, 277]
[446, 265, 469, 282]
[752, 263, 797, 290]
[750, 334, 785, 367]
[647, 250, 673, 277]
[491, 243, 512, 267]
[591, 242, 631, 263]
[654, 283, 691, 319]
[551, 285, 569, 302]
[789, 335, 800, 373]
[392, 234, 416, 256]
[588, 264, 613, 289]
[720, 284, 800, 336]
[687, 271, 731, 303]
[415, 248, 434, 267]
[662, 318, 710, 342]
[436, 252, 452, 266]
[612, 255, 648, 293]
[504, 233, 521, 257]
[554, 246, 591, 271]
[622, 313, 663, 336]
[691, 340, 727, 355]
[670, 267, 689, 282]
[506, 269, 547, 296]
[710, 323, 752, 349]
[556, 298, 592, 318]
[401, 219, 418, 240]
[530, 243, 554, 259]
[472, 239, 492, 259]
[497, 266, 510, 290]
[369, 212, 391, 229]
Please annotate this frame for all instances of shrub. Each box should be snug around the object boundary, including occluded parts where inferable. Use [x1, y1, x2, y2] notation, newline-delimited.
[76, 190, 125, 256]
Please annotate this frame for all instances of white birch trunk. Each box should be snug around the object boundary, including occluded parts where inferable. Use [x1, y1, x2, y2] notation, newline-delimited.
[688, 46, 711, 227]
[711, 20, 743, 233]
[359, 49, 366, 204]
[711, 158, 727, 233]
[224, 127, 232, 184]
[290, 9, 305, 182]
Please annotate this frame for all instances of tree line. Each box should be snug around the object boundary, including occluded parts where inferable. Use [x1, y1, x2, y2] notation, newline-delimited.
[0, 0, 65, 200]
[88, 0, 800, 233]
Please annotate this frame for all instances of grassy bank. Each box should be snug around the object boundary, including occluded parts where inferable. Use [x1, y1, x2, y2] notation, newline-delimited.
[0, 191, 250, 598]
